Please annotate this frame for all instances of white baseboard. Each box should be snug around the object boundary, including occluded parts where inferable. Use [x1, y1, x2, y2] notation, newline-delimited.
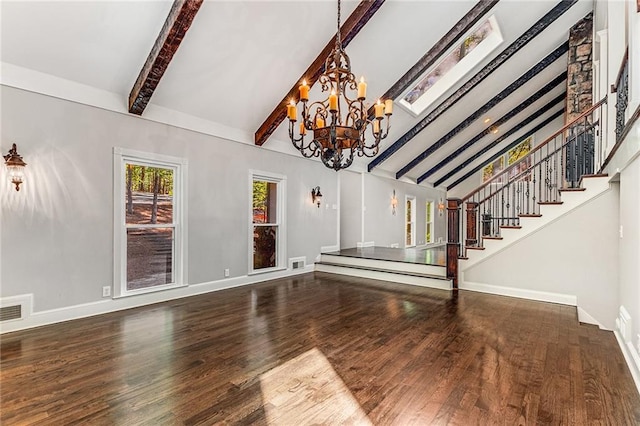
[577, 307, 608, 330]
[321, 245, 339, 253]
[615, 330, 640, 397]
[356, 241, 375, 248]
[460, 280, 577, 306]
[0, 265, 313, 334]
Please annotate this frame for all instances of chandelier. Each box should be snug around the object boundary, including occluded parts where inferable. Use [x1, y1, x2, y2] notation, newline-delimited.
[286, 0, 393, 171]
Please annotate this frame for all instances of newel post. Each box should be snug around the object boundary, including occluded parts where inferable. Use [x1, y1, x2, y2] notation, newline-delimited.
[446, 198, 462, 289]
[465, 201, 479, 247]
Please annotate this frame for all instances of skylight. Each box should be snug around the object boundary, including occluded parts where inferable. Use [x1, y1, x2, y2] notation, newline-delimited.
[400, 16, 503, 116]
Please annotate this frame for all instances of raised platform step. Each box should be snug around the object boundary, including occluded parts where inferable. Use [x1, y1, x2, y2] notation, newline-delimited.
[320, 253, 445, 276]
[315, 262, 451, 291]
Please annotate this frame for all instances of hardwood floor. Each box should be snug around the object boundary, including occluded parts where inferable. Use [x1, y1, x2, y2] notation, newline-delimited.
[1, 272, 639, 425]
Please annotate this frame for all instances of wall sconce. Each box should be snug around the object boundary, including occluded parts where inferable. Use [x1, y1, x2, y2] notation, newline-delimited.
[311, 186, 323, 208]
[391, 189, 398, 215]
[4, 143, 27, 191]
[438, 198, 446, 216]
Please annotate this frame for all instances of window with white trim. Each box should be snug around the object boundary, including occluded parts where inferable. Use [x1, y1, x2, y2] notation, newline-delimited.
[113, 148, 187, 297]
[250, 171, 286, 273]
[426, 200, 434, 244]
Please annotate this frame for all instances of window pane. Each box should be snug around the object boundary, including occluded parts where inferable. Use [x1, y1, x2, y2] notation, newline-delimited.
[127, 228, 173, 290]
[253, 226, 277, 270]
[253, 180, 278, 224]
[426, 224, 432, 243]
[406, 200, 411, 221]
[125, 164, 174, 224]
[406, 224, 412, 246]
[426, 202, 432, 222]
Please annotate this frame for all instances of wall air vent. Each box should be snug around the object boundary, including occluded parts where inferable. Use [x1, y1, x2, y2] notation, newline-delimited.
[289, 257, 306, 270]
[0, 305, 22, 322]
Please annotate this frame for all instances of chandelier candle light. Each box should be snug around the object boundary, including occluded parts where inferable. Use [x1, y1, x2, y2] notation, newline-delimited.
[287, 0, 392, 171]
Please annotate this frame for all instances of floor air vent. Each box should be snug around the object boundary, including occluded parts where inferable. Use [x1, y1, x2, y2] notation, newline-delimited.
[0, 305, 22, 322]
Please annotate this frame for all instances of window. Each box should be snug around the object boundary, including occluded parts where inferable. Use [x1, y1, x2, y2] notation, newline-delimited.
[113, 148, 187, 297]
[425, 201, 434, 244]
[405, 196, 416, 247]
[250, 171, 286, 273]
[481, 135, 533, 183]
[399, 16, 503, 117]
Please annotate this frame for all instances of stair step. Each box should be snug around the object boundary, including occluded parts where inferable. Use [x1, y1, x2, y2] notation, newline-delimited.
[315, 261, 447, 280]
[483, 236, 503, 240]
[466, 246, 486, 250]
[314, 262, 451, 291]
[579, 173, 608, 187]
[320, 253, 444, 276]
[500, 225, 522, 229]
[519, 214, 542, 217]
[458, 256, 469, 260]
[559, 187, 586, 192]
[538, 201, 563, 205]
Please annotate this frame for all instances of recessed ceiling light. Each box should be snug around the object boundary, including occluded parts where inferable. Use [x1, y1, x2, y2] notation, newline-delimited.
[484, 118, 491, 124]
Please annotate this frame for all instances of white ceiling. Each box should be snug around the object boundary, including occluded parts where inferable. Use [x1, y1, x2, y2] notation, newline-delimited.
[0, 0, 593, 189]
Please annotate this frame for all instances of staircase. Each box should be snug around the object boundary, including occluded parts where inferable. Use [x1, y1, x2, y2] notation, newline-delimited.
[315, 251, 451, 290]
[460, 173, 610, 269]
[448, 99, 610, 283]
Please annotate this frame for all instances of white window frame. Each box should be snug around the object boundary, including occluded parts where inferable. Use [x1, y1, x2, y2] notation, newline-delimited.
[405, 195, 416, 248]
[113, 147, 188, 298]
[398, 15, 503, 117]
[249, 170, 287, 275]
[426, 200, 435, 244]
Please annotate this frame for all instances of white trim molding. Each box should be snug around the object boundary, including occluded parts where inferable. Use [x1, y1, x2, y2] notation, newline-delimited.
[615, 305, 640, 397]
[0, 266, 313, 334]
[460, 280, 577, 306]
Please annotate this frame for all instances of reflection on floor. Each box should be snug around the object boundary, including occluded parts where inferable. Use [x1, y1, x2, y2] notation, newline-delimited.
[259, 347, 371, 424]
[327, 245, 446, 266]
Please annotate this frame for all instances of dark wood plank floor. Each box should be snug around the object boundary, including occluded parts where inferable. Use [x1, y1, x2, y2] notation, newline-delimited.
[1, 272, 639, 425]
[329, 246, 446, 266]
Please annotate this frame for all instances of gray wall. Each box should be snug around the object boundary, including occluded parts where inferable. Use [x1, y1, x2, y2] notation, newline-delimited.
[463, 186, 620, 329]
[619, 153, 640, 351]
[0, 86, 339, 312]
[338, 171, 446, 250]
[363, 174, 446, 248]
[339, 171, 362, 249]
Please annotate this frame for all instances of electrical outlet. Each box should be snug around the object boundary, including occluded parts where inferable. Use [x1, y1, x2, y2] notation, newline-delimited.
[224, 268, 230, 278]
[102, 286, 111, 297]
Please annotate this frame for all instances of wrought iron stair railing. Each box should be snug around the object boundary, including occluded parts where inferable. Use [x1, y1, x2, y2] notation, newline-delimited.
[452, 98, 607, 259]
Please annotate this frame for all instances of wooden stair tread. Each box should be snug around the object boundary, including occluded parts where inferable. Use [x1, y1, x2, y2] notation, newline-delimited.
[519, 214, 542, 217]
[500, 225, 522, 229]
[482, 236, 503, 240]
[538, 201, 563, 205]
[315, 261, 448, 280]
[465, 246, 486, 250]
[559, 187, 586, 192]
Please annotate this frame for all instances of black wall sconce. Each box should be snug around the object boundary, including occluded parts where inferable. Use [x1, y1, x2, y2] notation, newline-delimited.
[4, 143, 27, 191]
[311, 186, 323, 208]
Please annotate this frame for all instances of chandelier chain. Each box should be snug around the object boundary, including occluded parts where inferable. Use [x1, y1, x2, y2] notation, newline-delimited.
[335, 0, 341, 52]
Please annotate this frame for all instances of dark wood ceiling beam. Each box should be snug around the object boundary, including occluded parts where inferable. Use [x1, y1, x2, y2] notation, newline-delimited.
[365, 0, 499, 119]
[396, 42, 568, 179]
[443, 109, 564, 190]
[434, 98, 565, 188]
[416, 72, 566, 183]
[254, 0, 385, 146]
[367, 0, 578, 172]
[128, 0, 204, 115]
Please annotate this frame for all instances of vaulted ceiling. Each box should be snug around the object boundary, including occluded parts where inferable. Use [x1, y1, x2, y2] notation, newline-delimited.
[0, 0, 593, 191]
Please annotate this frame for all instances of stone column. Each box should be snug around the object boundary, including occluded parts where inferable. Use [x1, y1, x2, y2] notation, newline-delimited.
[566, 13, 593, 124]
